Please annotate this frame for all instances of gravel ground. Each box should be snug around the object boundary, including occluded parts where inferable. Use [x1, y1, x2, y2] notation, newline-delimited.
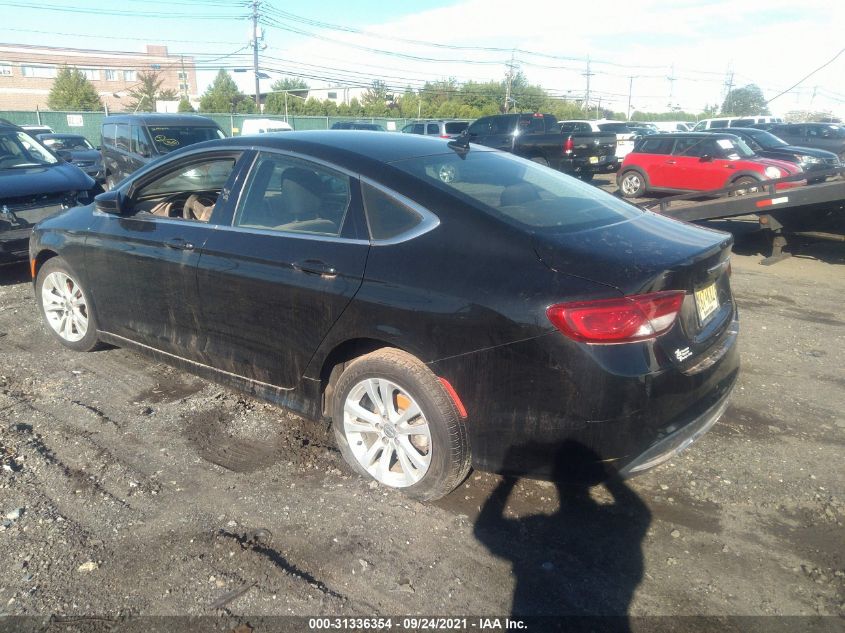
[0, 227, 842, 622]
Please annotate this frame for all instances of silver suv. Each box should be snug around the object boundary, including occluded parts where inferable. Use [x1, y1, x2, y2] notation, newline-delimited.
[401, 120, 469, 139]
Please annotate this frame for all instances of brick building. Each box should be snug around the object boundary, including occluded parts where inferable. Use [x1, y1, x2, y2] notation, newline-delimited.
[0, 43, 197, 111]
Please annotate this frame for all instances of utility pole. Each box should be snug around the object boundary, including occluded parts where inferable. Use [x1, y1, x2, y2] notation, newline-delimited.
[582, 56, 594, 111]
[180, 55, 188, 100]
[252, 0, 261, 110]
[504, 51, 517, 113]
[723, 68, 735, 114]
[667, 63, 676, 110]
[627, 76, 634, 120]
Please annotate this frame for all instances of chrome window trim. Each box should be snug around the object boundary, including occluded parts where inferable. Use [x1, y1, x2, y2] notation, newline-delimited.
[359, 176, 441, 246]
[211, 223, 369, 245]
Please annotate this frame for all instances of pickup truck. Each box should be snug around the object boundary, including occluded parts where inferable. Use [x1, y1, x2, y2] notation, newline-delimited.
[464, 113, 617, 180]
[559, 120, 640, 162]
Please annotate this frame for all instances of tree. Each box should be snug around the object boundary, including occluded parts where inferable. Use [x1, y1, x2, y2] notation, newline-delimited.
[127, 71, 175, 112]
[721, 84, 769, 116]
[177, 98, 194, 113]
[271, 77, 309, 91]
[264, 77, 309, 116]
[362, 80, 390, 116]
[47, 66, 102, 111]
[199, 69, 253, 113]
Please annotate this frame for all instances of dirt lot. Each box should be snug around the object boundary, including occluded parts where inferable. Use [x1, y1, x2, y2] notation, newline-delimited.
[0, 225, 843, 623]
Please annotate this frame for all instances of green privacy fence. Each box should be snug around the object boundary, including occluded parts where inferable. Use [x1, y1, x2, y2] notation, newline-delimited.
[0, 110, 417, 143]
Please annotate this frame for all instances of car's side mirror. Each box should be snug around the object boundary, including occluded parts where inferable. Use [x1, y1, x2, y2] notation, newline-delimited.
[56, 149, 73, 162]
[94, 190, 126, 215]
[699, 154, 713, 162]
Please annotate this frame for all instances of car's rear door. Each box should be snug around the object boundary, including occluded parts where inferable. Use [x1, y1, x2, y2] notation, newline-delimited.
[84, 150, 248, 358]
[195, 151, 369, 389]
[632, 138, 675, 188]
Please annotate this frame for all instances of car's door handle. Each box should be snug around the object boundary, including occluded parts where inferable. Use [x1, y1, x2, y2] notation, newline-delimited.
[293, 259, 337, 277]
[665, 160, 676, 165]
[165, 238, 194, 251]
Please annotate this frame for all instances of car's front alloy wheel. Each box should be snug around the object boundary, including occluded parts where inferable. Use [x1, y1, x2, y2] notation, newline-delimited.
[36, 257, 101, 352]
[332, 348, 470, 500]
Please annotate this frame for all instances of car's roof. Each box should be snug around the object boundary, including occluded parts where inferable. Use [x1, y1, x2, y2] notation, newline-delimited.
[179, 130, 495, 169]
[102, 113, 220, 126]
[645, 132, 738, 139]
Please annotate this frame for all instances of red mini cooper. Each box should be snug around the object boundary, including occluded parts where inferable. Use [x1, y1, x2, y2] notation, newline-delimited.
[617, 132, 805, 197]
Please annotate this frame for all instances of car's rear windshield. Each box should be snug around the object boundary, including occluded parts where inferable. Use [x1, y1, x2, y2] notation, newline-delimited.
[147, 126, 225, 154]
[390, 150, 641, 234]
[41, 136, 94, 151]
[444, 122, 468, 134]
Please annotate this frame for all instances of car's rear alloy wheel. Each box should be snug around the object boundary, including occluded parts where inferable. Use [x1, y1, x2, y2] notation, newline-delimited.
[620, 171, 645, 197]
[332, 348, 470, 500]
[36, 257, 101, 352]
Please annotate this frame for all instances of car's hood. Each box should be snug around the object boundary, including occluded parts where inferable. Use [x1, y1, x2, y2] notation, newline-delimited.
[0, 162, 95, 199]
[769, 145, 839, 159]
[751, 157, 803, 174]
[532, 211, 732, 295]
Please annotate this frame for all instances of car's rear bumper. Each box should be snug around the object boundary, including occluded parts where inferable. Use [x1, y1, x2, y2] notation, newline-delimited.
[559, 155, 620, 174]
[429, 310, 740, 481]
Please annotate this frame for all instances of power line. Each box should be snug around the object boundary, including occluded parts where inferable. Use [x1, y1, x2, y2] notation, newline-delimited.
[766, 47, 845, 104]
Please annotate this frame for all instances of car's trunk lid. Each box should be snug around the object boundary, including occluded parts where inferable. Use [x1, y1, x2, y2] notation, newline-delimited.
[533, 211, 735, 364]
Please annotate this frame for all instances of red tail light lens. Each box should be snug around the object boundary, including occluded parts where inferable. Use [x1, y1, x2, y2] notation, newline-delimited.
[547, 291, 685, 343]
[563, 137, 574, 154]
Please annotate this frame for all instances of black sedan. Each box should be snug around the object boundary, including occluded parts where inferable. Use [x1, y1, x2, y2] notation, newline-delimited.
[30, 132, 739, 500]
[1, 122, 96, 264]
[703, 127, 840, 182]
[37, 133, 105, 183]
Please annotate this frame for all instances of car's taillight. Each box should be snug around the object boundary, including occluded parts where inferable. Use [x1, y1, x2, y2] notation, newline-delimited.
[440, 135, 450, 138]
[546, 291, 685, 344]
[563, 137, 574, 154]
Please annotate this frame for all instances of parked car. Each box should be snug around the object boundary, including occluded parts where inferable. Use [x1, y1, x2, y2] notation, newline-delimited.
[625, 123, 659, 135]
[36, 133, 104, 183]
[20, 124, 54, 136]
[557, 120, 636, 161]
[692, 116, 782, 131]
[617, 132, 805, 198]
[240, 118, 293, 135]
[648, 121, 691, 133]
[468, 114, 617, 180]
[31, 131, 739, 499]
[765, 123, 845, 162]
[330, 121, 386, 131]
[400, 120, 469, 138]
[702, 127, 840, 183]
[100, 114, 226, 190]
[1, 121, 96, 264]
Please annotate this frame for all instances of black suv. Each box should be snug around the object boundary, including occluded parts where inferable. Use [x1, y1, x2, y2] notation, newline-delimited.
[101, 114, 225, 189]
[1, 121, 96, 264]
[765, 123, 845, 162]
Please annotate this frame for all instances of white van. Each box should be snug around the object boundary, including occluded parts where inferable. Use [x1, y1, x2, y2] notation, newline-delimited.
[240, 118, 293, 135]
[692, 116, 782, 131]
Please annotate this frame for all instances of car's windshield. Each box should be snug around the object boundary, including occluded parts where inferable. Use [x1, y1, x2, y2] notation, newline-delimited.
[0, 130, 59, 168]
[713, 137, 756, 159]
[40, 136, 94, 151]
[391, 150, 641, 234]
[147, 126, 225, 154]
[742, 129, 788, 148]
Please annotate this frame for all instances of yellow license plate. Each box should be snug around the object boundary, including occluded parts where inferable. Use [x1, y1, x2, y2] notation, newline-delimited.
[695, 283, 719, 323]
[589, 156, 599, 164]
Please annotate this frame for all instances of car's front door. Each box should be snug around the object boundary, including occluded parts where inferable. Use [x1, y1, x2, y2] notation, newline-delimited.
[670, 137, 725, 190]
[84, 150, 247, 358]
[195, 151, 370, 389]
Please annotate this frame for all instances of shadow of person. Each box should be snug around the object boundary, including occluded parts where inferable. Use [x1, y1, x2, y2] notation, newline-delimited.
[474, 441, 651, 630]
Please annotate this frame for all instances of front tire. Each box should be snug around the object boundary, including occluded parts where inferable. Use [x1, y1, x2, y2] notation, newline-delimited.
[619, 170, 646, 198]
[331, 348, 470, 501]
[730, 176, 761, 197]
[36, 257, 101, 352]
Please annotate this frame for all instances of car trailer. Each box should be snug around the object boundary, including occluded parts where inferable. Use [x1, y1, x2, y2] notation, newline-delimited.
[641, 167, 845, 264]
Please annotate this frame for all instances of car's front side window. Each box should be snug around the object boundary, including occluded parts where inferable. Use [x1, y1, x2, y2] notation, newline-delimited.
[233, 153, 350, 237]
[128, 156, 239, 222]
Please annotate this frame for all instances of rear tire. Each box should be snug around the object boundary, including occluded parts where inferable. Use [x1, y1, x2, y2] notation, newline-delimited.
[619, 170, 646, 198]
[35, 257, 102, 352]
[331, 348, 470, 501]
[530, 156, 550, 167]
[578, 171, 595, 182]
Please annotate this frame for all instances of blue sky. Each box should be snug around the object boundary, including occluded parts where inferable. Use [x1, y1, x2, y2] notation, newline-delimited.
[1, 0, 843, 116]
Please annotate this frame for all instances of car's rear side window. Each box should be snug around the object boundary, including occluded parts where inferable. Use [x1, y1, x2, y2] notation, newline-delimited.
[234, 152, 350, 237]
[709, 120, 729, 129]
[101, 123, 116, 147]
[427, 123, 440, 135]
[115, 124, 130, 151]
[361, 182, 424, 241]
[444, 121, 468, 135]
[636, 138, 674, 154]
[391, 151, 640, 233]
